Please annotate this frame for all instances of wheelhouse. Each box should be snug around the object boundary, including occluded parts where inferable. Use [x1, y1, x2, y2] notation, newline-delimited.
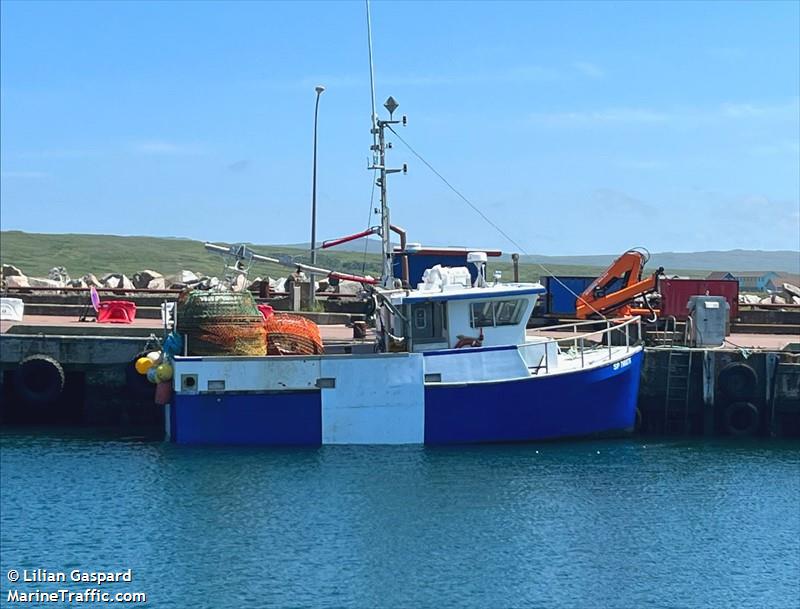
[388, 264, 545, 353]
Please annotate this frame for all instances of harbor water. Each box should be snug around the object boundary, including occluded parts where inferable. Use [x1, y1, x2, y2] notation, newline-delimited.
[1, 430, 798, 609]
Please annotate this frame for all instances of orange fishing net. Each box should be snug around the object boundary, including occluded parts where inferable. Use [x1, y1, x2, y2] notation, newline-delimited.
[263, 314, 325, 355]
[191, 323, 267, 356]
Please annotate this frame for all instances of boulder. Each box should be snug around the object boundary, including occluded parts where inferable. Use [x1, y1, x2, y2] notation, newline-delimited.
[337, 280, 364, 296]
[82, 273, 102, 287]
[782, 283, 800, 300]
[272, 277, 287, 292]
[199, 277, 220, 290]
[68, 278, 87, 288]
[48, 266, 70, 283]
[147, 277, 166, 290]
[101, 273, 135, 290]
[1, 264, 24, 279]
[229, 275, 246, 292]
[176, 270, 199, 284]
[5, 275, 30, 288]
[132, 269, 163, 289]
[167, 270, 201, 289]
[28, 277, 64, 288]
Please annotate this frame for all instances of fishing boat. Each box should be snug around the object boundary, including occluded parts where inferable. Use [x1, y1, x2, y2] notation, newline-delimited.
[164, 95, 644, 446]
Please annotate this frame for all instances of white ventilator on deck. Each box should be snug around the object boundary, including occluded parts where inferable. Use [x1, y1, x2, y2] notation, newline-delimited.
[0, 297, 24, 321]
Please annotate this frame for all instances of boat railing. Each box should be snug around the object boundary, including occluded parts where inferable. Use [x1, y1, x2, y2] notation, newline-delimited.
[522, 316, 642, 374]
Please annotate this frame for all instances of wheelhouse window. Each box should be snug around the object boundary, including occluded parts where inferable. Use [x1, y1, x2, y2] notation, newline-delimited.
[470, 299, 527, 328]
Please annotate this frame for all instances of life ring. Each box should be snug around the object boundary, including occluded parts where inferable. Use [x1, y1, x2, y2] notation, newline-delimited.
[14, 354, 65, 404]
[723, 401, 760, 436]
[718, 362, 757, 401]
[125, 351, 156, 397]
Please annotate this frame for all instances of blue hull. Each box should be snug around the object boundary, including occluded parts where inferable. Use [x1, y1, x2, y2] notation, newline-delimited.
[169, 350, 642, 446]
[424, 351, 642, 444]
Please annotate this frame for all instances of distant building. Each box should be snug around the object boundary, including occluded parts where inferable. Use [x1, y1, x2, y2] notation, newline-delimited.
[706, 271, 736, 281]
[705, 271, 779, 292]
[766, 273, 800, 292]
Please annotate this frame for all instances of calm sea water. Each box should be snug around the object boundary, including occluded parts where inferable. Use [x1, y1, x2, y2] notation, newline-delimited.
[1, 430, 798, 609]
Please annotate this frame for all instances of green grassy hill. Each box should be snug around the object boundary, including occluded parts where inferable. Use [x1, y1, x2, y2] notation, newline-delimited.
[1, 230, 710, 282]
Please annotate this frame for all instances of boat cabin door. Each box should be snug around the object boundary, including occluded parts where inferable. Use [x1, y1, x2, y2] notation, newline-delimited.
[407, 301, 448, 351]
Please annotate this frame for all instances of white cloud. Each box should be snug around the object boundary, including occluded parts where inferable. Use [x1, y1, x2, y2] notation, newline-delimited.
[721, 100, 799, 120]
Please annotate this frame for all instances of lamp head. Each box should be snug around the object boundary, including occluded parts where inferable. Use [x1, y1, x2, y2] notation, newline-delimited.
[315, 85, 326, 94]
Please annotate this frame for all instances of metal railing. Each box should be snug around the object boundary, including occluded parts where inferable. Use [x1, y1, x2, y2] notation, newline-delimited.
[522, 316, 642, 375]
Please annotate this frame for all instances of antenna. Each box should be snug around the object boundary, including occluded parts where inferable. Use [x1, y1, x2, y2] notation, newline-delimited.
[365, 0, 379, 163]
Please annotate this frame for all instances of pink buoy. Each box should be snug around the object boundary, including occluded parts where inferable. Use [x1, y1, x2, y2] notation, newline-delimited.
[90, 286, 101, 312]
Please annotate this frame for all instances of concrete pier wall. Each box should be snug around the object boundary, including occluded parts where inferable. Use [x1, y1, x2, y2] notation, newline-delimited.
[0, 334, 162, 427]
[638, 348, 800, 437]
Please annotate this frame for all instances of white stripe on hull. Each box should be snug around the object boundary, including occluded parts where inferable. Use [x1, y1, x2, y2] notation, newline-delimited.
[320, 354, 425, 444]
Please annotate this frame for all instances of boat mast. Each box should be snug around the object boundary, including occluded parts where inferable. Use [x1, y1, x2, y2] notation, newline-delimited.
[370, 102, 406, 288]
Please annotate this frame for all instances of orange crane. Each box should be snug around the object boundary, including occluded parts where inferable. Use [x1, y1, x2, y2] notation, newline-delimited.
[575, 248, 663, 319]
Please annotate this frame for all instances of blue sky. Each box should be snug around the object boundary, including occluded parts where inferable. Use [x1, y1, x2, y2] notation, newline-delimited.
[1, 0, 798, 255]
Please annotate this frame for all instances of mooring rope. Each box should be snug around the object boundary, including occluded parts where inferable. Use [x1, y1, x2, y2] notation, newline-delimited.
[386, 124, 610, 321]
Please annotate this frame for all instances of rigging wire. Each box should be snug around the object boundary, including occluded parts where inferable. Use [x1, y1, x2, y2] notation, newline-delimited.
[362, 171, 377, 275]
[386, 124, 611, 321]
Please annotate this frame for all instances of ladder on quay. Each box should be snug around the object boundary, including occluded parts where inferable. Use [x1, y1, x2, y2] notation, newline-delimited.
[664, 349, 694, 434]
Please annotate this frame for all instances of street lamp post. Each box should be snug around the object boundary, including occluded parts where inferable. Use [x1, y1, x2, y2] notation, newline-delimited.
[309, 85, 325, 309]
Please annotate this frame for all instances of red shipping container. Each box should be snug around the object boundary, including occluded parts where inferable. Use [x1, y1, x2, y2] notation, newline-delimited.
[659, 279, 739, 320]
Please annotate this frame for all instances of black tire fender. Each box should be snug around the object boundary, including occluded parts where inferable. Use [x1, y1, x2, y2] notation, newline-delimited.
[723, 401, 760, 436]
[364, 294, 378, 317]
[14, 354, 65, 404]
[718, 362, 757, 401]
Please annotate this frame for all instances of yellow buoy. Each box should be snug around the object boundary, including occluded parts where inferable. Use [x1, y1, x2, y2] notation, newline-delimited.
[135, 357, 154, 375]
[156, 363, 173, 382]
